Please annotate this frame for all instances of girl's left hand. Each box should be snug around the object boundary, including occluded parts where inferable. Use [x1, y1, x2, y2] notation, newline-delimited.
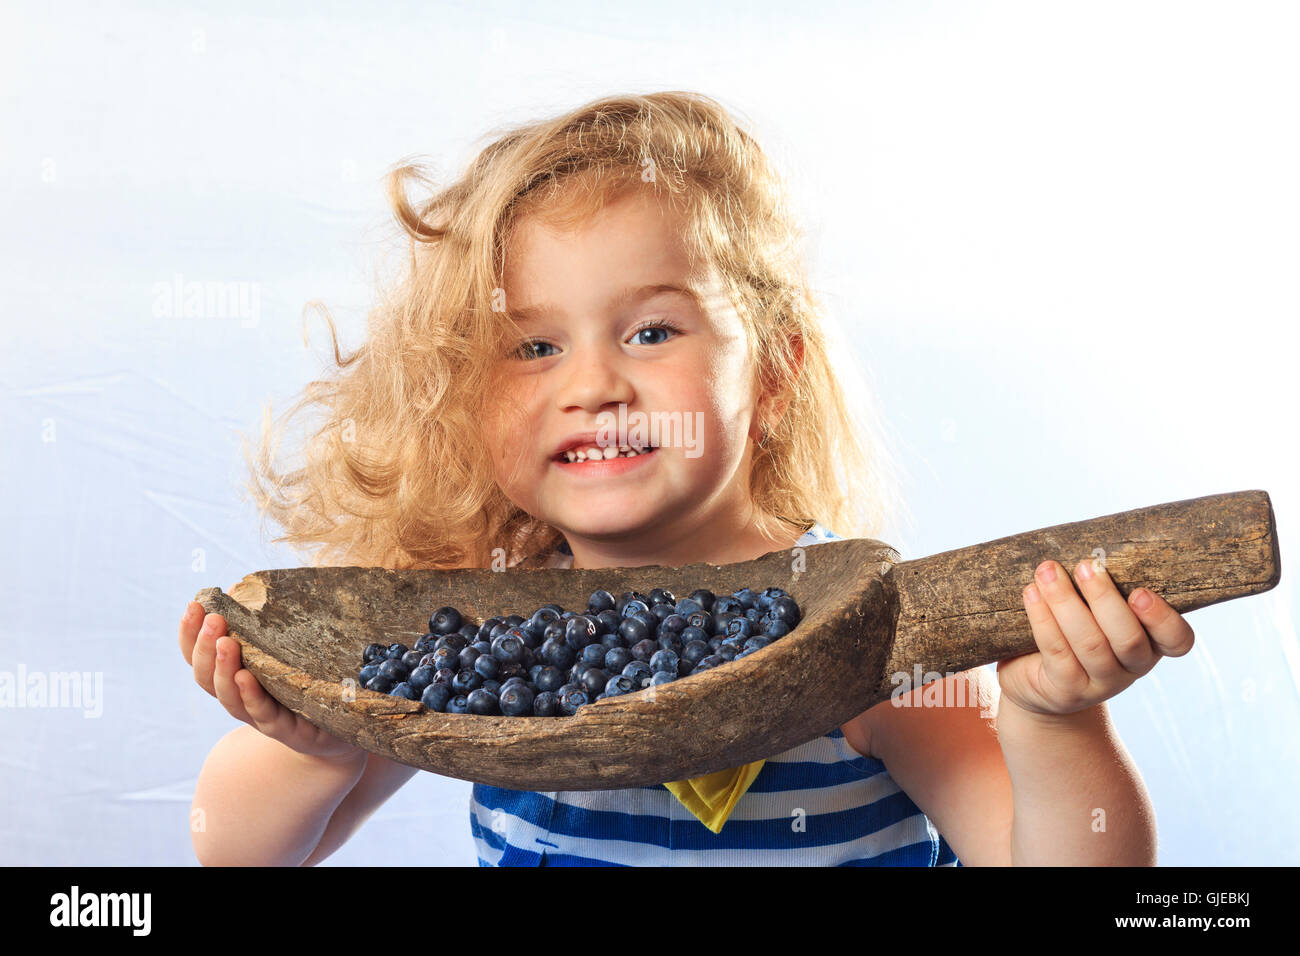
[996, 558, 1197, 718]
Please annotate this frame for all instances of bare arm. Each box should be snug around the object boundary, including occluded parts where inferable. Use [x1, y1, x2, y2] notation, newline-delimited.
[191, 724, 368, 867]
[995, 696, 1157, 866]
[299, 751, 420, 866]
[856, 668, 1156, 866]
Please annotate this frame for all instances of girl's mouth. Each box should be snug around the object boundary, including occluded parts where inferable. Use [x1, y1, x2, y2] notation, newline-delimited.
[553, 445, 659, 475]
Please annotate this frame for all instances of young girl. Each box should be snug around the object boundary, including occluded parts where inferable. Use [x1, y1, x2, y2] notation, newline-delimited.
[180, 91, 1194, 866]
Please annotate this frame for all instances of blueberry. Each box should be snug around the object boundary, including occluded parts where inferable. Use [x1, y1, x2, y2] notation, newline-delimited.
[457, 646, 480, 670]
[467, 688, 500, 715]
[765, 620, 792, 639]
[594, 610, 623, 635]
[533, 691, 561, 717]
[499, 683, 535, 716]
[433, 666, 457, 686]
[650, 670, 676, 686]
[401, 649, 425, 670]
[604, 674, 636, 696]
[408, 665, 437, 693]
[413, 634, 438, 654]
[359, 663, 380, 684]
[617, 591, 650, 614]
[649, 604, 674, 624]
[535, 666, 565, 693]
[362, 642, 388, 664]
[492, 631, 526, 664]
[498, 660, 528, 683]
[530, 607, 563, 629]
[743, 635, 772, 653]
[649, 649, 678, 675]
[676, 642, 707, 665]
[622, 660, 653, 688]
[657, 633, 684, 655]
[436, 633, 468, 653]
[769, 596, 801, 627]
[480, 679, 501, 696]
[385, 642, 409, 661]
[689, 589, 716, 612]
[694, 654, 726, 671]
[429, 606, 463, 635]
[588, 590, 616, 614]
[578, 667, 608, 697]
[557, 681, 583, 699]
[389, 681, 419, 700]
[457, 624, 480, 642]
[724, 616, 754, 639]
[421, 683, 452, 712]
[630, 638, 659, 663]
[621, 599, 650, 620]
[757, 587, 788, 610]
[659, 613, 688, 634]
[618, 616, 650, 646]
[564, 616, 601, 652]
[580, 643, 607, 666]
[686, 610, 714, 634]
[452, 667, 484, 695]
[673, 598, 704, 618]
[604, 646, 633, 674]
[716, 644, 739, 661]
[732, 588, 757, 609]
[679, 625, 708, 647]
[558, 687, 589, 716]
[713, 596, 743, 616]
[446, 694, 470, 714]
[473, 654, 501, 680]
[708, 637, 726, 652]
[378, 659, 409, 682]
[365, 675, 396, 694]
[648, 587, 676, 607]
[600, 631, 625, 652]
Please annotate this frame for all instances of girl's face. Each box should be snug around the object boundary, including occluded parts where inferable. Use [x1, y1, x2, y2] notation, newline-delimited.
[484, 186, 785, 569]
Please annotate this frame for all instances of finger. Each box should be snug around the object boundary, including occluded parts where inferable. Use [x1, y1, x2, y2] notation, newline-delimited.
[191, 612, 226, 697]
[179, 602, 205, 665]
[211, 635, 256, 725]
[1127, 587, 1196, 658]
[1032, 559, 1124, 687]
[191, 624, 218, 698]
[1021, 573, 1089, 700]
[1072, 558, 1160, 676]
[231, 665, 294, 740]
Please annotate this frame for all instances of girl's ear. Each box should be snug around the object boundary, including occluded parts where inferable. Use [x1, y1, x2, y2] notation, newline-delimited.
[752, 330, 804, 442]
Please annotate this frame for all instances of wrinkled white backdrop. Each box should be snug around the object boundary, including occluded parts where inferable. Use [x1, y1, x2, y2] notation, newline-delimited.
[2, 0, 1297, 865]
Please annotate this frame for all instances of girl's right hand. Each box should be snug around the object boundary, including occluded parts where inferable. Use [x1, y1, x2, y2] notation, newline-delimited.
[180, 600, 365, 764]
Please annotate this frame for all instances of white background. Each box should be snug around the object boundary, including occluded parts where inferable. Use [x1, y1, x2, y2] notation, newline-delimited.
[1, 0, 1296, 865]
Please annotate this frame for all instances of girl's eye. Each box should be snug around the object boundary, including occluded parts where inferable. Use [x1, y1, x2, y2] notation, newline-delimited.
[628, 319, 683, 346]
[509, 320, 683, 361]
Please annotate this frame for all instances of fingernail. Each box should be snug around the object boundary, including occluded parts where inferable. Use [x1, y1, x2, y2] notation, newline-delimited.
[1131, 589, 1153, 611]
[1036, 561, 1056, 582]
[1076, 559, 1093, 581]
[1024, 584, 1041, 604]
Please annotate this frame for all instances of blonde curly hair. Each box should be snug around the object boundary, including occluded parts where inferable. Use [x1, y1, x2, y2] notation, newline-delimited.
[241, 91, 908, 571]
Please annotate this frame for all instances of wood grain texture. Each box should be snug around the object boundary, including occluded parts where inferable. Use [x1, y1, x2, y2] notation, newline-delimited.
[195, 489, 1280, 790]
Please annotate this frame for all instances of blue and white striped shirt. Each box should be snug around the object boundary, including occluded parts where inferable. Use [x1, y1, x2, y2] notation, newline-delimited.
[469, 523, 961, 866]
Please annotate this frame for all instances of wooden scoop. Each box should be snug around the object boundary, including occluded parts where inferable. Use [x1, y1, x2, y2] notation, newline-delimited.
[194, 489, 1280, 791]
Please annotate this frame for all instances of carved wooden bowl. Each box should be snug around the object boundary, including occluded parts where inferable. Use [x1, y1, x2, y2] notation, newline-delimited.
[195, 490, 1279, 790]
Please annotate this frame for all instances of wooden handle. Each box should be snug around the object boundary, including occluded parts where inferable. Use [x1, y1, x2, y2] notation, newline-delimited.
[882, 489, 1280, 683]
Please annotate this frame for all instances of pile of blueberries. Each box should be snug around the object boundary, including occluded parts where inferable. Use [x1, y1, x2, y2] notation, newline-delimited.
[356, 585, 802, 717]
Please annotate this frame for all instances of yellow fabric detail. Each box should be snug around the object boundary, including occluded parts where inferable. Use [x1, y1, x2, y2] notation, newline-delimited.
[662, 760, 766, 834]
